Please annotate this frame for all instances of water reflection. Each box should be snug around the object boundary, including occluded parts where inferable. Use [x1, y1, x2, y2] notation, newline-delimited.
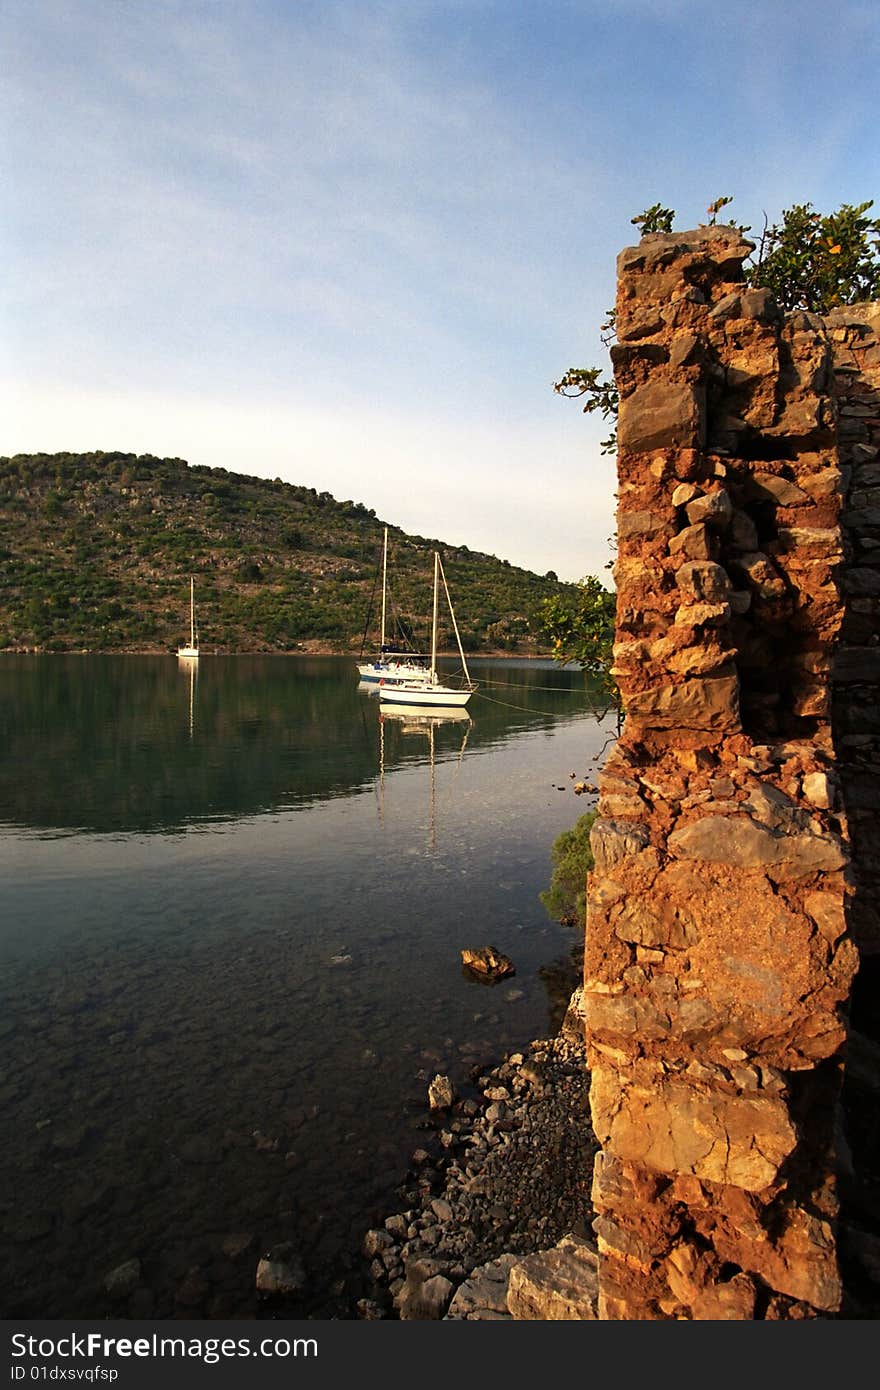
[179, 653, 197, 741]
[0, 654, 614, 1319]
[0, 655, 606, 835]
[376, 705, 472, 849]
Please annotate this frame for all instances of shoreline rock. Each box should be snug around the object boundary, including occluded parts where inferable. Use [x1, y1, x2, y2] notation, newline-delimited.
[357, 1022, 599, 1319]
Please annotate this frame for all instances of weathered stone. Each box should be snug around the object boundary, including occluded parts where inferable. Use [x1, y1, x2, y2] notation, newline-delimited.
[750, 472, 812, 506]
[589, 819, 649, 876]
[618, 382, 704, 453]
[803, 892, 846, 945]
[709, 287, 780, 324]
[692, 1273, 759, 1320]
[730, 550, 787, 598]
[685, 490, 733, 528]
[398, 1273, 455, 1320]
[673, 601, 732, 627]
[506, 1236, 598, 1319]
[674, 559, 731, 602]
[625, 670, 740, 730]
[584, 224, 862, 1322]
[584, 991, 669, 1040]
[745, 783, 806, 830]
[590, 1067, 797, 1190]
[667, 814, 846, 878]
[618, 508, 670, 539]
[671, 482, 700, 508]
[802, 771, 832, 808]
[662, 642, 736, 677]
[444, 1256, 517, 1319]
[613, 899, 695, 948]
[668, 333, 705, 370]
[669, 522, 712, 559]
[777, 527, 842, 556]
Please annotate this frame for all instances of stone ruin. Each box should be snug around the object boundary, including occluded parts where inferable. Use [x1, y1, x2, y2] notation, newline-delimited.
[583, 225, 879, 1318]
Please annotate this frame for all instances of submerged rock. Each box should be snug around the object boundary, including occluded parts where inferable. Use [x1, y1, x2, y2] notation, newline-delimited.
[255, 1243, 306, 1296]
[104, 1258, 142, 1299]
[460, 946, 515, 982]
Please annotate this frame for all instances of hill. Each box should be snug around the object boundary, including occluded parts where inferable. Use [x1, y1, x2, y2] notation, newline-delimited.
[0, 452, 575, 655]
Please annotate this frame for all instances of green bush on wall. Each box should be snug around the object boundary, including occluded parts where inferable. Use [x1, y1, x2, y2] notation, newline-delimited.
[540, 810, 598, 927]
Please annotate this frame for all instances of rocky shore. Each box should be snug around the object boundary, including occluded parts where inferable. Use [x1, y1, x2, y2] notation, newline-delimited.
[346, 987, 880, 1321]
[353, 990, 601, 1320]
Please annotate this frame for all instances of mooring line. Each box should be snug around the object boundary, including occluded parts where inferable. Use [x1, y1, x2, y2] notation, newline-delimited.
[473, 689, 612, 718]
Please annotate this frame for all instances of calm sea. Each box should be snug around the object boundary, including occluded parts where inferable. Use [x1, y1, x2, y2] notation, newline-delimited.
[0, 654, 613, 1318]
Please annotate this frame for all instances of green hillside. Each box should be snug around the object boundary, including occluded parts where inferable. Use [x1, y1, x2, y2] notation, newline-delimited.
[0, 452, 574, 655]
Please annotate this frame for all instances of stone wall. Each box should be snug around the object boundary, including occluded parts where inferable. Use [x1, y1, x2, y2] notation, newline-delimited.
[584, 226, 867, 1319]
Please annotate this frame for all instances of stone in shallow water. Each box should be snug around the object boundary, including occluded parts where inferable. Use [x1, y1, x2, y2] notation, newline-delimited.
[460, 946, 515, 981]
[221, 1232, 254, 1260]
[255, 1243, 305, 1296]
[104, 1258, 142, 1299]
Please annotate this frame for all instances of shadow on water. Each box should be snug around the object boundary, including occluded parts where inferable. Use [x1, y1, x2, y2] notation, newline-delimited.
[0, 654, 613, 1319]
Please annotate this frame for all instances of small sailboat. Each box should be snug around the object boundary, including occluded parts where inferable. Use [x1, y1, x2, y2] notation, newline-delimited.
[177, 576, 199, 660]
[356, 528, 429, 687]
[379, 552, 476, 709]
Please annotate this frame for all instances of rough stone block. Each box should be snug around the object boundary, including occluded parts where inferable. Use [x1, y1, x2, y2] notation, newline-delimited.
[590, 818, 650, 876]
[674, 560, 731, 602]
[749, 472, 812, 506]
[667, 814, 847, 878]
[669, 522, 712, 559]
[618, 382, 704, 453]
[625, 670, 740, 730]
[589, 1067, 797, 1191]
[685, 489, 733, 528]
[506, 1237, 599, 1320]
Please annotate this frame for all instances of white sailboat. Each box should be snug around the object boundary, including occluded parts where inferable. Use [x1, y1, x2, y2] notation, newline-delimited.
[177, 576, 199, 660]
[356, 527, 430, 687]
[379, 552, 476, 709]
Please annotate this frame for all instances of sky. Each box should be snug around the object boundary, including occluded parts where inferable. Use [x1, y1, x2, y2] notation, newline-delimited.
[2, 0, 878, 581]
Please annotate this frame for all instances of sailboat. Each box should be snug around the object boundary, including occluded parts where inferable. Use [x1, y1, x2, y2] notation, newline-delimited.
[356, 527, 429, 687]
[177, 576, 199, 660]
[378, 552, 477, 709]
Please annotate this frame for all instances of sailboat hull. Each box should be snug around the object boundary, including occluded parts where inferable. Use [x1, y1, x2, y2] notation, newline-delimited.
[378, 682, 472, 708]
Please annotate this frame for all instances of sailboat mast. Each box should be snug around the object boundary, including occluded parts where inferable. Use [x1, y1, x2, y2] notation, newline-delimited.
[380, 527, 388, 650]
[438, 555, 471, 686]
[430, 551, 439, 685]
[190, 576, 195, 648]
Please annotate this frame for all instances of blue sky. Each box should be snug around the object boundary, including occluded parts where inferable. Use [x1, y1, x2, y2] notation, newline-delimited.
[2, 0, 877, 580]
